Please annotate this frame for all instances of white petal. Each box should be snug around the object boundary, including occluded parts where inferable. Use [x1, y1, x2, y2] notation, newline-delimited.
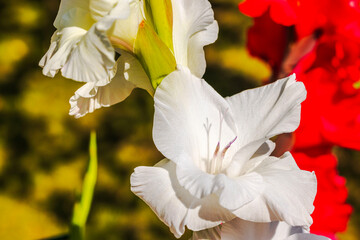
[40, 9, 91, 78]
[119, 50, 153, 95]
[248, 140, 276, 164]
[176, 165, 264, 210]
[171, 0, 217, 77]
[221, 219, 304, 240]
[60, 10, 128, 85]
[153, 66, 237, 169]
[226, 140, 276, 178]
[187, 21, 219, 78]
[53, 0, 91, 29]
[40, 1, 130, 85]
[63, 25, 116, 86]
[69, 79, 134, 118]
[54, 0, 129, 28]
[225, 139, 275, 177]
[130, 159, 234, 238]
[69, 50, 152, 118]
[190, 226, 221, 240]
[109, 0, 144, 51]
[39, 31, 62, 77]
[225, 74, 306, 171]
[232, 152, 316, 228]
[285, 233, 331, 240]
[89, 0, 120, 21]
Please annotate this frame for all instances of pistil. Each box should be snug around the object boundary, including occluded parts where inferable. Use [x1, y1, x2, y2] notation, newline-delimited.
[203, 118, 212, 173]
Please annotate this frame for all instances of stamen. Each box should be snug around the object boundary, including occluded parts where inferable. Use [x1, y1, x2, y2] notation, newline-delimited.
[221, 136, 237, 158]
[210, 142, 220, 174]
[214, 136, 237, 174]
[214, 142, 220, 156]
[203, 113, 237, 175]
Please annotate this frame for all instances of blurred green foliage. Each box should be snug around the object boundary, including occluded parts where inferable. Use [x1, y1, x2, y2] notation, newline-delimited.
[0, 0, 358, 239]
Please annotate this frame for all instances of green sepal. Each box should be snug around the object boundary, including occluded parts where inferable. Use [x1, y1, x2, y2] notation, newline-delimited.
[134, 21, 176, 89]
[143, 0, 173, 52]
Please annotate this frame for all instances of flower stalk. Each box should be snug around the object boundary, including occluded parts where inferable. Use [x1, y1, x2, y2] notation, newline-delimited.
[70, 131, 98, 240]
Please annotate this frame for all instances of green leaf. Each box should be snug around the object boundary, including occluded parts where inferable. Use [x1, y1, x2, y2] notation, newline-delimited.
[70, 131, 98, 240]
[143, 0, 173, 52]
[134, 21, 176, 89]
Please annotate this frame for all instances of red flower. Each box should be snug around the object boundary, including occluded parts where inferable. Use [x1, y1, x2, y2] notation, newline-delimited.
[239, 2, 358, 236]
[293, 34, 360, 150]
[292, 150, 353, 236]
[238, 0, 298, 26]
[294, 0, 360, 39]
[246, 11, 288, 75]
[239, 0, 360, 39]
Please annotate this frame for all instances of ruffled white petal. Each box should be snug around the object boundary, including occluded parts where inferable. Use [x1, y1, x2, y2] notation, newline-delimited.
[222, 219, 303, 240]
[225, 74, 306, 167]
[225, 140, 276, 178]
[40, 9, 92, 78]
[176, 165, 264, 210]
[130, 159, 235, 238]
[69, 50, 152, 118]
[39, 31, 62, 77]
[89, 0, 120, 21]
[231, 152, 316, 228]
[53, 0, 91, 29]
[248, 140, 276, 164]
[285, 233, 331, 240]
[221, 219, 304, 240]
[224, 139, 275, 177]
[190, 226, 221, 240]
[187, 21, 219, 78]
[153, 66, 237, 169]
[191, 220, 330, 240]
[171, 0, 218, 77]
[40, 0, 130, 85]
[60, 23, 116, 86]
[68, 78, 134, 118]
[118, 50, 153, 95]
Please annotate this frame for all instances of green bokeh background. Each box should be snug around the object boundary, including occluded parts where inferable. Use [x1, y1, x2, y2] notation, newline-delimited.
[0, 0, 358, 239]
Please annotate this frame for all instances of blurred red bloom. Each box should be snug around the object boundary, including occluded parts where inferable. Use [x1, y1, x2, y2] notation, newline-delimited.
[293, 34, 360, 150]
[239, 0, 360, 237]
[293, 150, 353, 238]
[238, 0, 297, 26]
[246, 11, 288, 76]
[239, 0, 360, 38]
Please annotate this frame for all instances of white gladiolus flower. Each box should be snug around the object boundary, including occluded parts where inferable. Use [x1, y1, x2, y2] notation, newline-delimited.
[39, 0, 150, 118]
[40, 0, 131, 85]
[108, 0, 219, 105]
[66, 0, 153, 118]
[192, 219, 331, 240]
[40, 0, 219, 118]
[131, 65, 317, 238]
[68, 0, 219, 118]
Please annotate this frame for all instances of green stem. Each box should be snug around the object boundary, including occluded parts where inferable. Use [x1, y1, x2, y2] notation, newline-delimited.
[70, 131, 98, 240]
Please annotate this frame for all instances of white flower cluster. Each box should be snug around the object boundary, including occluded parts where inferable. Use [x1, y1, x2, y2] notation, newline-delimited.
[40, 0, 330, 239]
